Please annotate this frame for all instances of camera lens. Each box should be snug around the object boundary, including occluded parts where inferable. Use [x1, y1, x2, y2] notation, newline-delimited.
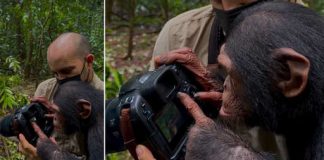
[0, 115, 15, 137]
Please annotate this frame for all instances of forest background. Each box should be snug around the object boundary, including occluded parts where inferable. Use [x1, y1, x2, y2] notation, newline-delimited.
[106, 0, 324, 159]
[0, 0, 103, 159]
[0, 0, 323, 159]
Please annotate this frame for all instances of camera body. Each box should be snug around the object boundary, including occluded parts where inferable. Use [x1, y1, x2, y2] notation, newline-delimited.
[0, 103, 53, 146]
[107, 64, 217, 159]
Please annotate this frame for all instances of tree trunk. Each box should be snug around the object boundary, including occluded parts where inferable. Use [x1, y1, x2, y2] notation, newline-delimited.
[123, 0, 136, 59]
[106, 0, 114, 25]
[14, 3, 26, 61]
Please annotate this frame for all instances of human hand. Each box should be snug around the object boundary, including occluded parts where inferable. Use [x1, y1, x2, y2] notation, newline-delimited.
[154, 48, 221, 91]
[136, 144, 156, 160]
[18, 134, 39, 160]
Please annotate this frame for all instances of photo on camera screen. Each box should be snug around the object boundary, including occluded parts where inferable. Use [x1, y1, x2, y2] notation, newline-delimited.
[155, 102, 187, 146]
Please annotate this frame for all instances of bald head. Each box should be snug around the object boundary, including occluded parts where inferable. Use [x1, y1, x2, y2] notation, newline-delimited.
[47, 32, 90, 61]
[47, 32, 93, 80]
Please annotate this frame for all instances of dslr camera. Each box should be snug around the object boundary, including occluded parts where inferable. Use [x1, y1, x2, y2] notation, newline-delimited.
[107, 64, 218, 160]
[0, 103, 53, 146]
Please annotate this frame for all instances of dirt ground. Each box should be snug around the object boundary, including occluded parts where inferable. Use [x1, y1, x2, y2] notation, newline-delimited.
[107, 31, 158, 79]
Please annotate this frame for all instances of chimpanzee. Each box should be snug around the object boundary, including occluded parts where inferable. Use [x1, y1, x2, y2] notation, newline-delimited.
[35, 81, 103, 160]
[181, 2, 324, 160]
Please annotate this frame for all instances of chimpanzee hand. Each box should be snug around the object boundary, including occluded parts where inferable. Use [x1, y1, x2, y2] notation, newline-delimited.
[31, 96, 60, 119]
[18, 122, 57, 160]
[20, 122, 84, 160]
[177, 92, 272, 160]
[194, 91, 222, 110]
[154, 48, 222, 91]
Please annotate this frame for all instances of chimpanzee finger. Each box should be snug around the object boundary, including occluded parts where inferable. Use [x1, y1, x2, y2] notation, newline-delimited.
[31, 122, 47, 140]
[154, 48, 193, 67]
[45, 114, 54, 119]
[155, 52, 192, 68]
[49, 137, 57, 145]
[177, 92, 209, 125]
[31, 96, 48, 103]
[50, 104, 60, 112]
[31, 96, 53, 109]
[194, 91, 222, 101]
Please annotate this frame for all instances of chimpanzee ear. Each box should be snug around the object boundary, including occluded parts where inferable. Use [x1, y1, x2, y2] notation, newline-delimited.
[272, 48, 310, 98]
[76, 99, 92, 119]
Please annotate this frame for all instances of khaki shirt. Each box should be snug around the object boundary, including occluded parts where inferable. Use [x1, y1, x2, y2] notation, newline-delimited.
[34, 73, 103, 159]
[152, 4, 289, 160]
[151, 5, 214, 69]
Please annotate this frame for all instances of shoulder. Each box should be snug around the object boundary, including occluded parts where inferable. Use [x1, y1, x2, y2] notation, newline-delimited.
[34, 78, 57, 97]
[164, 5, 213, 29]
[37, 78, 57, 88]
[91, 73, 104, 91]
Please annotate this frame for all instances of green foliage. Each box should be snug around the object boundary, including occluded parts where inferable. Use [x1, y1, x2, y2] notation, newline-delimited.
[0, 84, 18, 110]
[0, 57, 28, 112]
[306, 0, 324, 15]
[5, 56, 21, 73]
[0, 1, 103, 159]
[108, 0, 209, 31]
[106, 48, 125, 99]
[0, 136, 24, 160]
[0, 57, 27, 159]
[0, 0, 104, 80]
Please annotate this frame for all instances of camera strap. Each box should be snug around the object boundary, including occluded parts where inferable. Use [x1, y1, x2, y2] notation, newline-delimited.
[120, 108, 139, 160]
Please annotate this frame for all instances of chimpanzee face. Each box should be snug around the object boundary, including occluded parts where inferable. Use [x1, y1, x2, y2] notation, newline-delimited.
[51, 103, 65, 133]
[216, 45, 252, 121]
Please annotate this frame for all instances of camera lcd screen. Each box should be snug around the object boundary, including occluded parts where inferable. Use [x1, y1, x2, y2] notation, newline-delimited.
[155, 102, 190, 150]
[155, 103, 180, 142]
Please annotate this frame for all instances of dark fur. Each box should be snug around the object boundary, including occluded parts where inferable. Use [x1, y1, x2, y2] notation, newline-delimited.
[223, 1, 324, 160]
[187, 2, 324, 160]
[37, 81, 103, 160]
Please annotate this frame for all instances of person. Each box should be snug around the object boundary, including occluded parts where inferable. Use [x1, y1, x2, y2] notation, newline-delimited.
[151, 0, 303, 67]
[18, 32, 103, 159]
[150, 0, 303, 159]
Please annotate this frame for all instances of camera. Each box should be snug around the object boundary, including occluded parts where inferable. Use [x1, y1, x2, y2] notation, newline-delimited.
[107, 64, 218, 159]
[0, 103, 53, 146]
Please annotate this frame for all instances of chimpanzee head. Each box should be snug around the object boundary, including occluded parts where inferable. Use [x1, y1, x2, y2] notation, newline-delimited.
[52, 81, 103, 135]
[216, 2, 324, 134]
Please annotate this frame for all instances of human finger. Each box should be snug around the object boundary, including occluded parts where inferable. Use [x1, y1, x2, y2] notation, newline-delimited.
[177, 92, 209, 124]
[136, 144, 156, 160]
[18, 134, 37, 156]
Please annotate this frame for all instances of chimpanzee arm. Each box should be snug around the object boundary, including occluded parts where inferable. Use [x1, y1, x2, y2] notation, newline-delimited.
[176, 93, 274, 160]
[37, 139, 84, 160]
[185, 120, 275, 160]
